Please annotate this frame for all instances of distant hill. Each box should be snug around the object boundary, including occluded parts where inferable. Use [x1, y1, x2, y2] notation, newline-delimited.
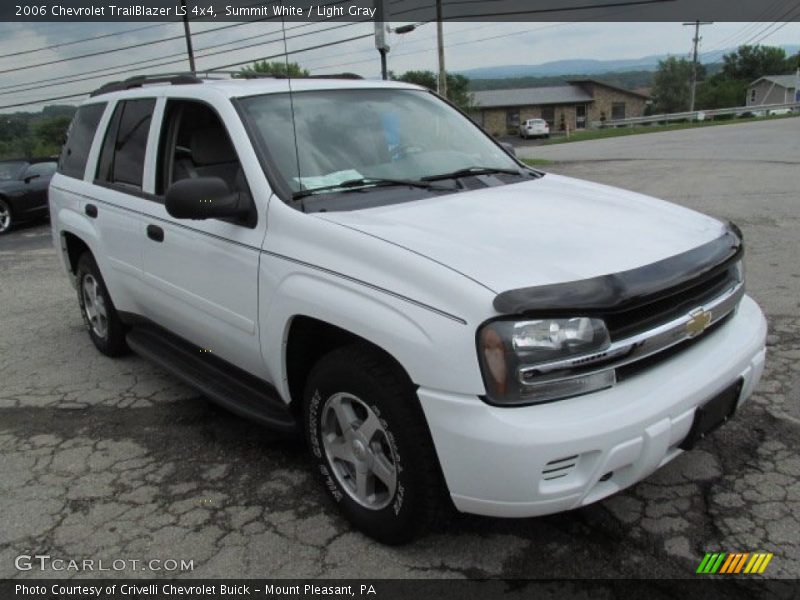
[457, 44, 800, 80]
[467, 70, 659, 92]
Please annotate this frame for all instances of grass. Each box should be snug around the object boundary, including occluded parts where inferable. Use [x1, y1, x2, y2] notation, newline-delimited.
[540, 113, 799, 145]
[521, 158, 554, 167]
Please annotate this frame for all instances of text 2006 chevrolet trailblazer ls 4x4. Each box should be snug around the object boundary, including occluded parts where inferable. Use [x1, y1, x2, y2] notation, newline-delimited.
[50, 75, 766, 544]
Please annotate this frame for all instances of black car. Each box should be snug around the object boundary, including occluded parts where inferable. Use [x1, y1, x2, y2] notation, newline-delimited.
[0, 158, 58, 234]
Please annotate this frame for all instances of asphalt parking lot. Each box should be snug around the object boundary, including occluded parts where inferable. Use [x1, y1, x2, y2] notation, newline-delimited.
[1, 118, 798, 581]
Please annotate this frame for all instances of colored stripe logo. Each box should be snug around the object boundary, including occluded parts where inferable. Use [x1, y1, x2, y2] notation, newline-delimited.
[696, 552, 773, 574]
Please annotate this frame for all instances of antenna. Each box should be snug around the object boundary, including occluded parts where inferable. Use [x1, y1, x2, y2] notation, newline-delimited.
[280, 2, 304, 206]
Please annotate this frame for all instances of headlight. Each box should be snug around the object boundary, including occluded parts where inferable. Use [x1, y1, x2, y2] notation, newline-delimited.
[478, 317, 614, 406]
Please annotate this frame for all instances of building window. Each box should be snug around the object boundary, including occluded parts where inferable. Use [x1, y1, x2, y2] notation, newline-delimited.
[575, 104, 587, 129]
[541, 106, 555, 128]
[750, 88, 757, 103]
[506, 109, 520, 132]
[611, 102, 626, 120]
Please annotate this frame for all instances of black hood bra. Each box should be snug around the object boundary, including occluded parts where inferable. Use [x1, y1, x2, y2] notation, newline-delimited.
[493, 223, 743, 316]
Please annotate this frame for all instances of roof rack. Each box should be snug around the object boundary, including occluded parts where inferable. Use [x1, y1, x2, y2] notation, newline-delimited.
[197, 69, 364, 80]
[89, 70, 365, 97]
[90, 73, 202, 97]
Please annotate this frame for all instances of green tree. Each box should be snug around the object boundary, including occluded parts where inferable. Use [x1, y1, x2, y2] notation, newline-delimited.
[652, 57, 703, 113]
[237, 60, 309, 79]
[33, 116, 71, 149]
[0, 118, 28, 144]
[696, 74, 748, 109]
[394, 70, 474, 111]
[721, 45, 789, 82]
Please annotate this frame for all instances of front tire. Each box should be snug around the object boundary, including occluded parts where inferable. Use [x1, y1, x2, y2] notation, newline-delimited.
[304, 345, 447, 544]
[76, 252, 129, 357]
[0, 198, 13, 234]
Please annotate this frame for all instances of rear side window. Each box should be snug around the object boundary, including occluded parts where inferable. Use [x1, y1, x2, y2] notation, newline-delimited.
[97, 98, 156, 189]
[58, 103, 106, 179]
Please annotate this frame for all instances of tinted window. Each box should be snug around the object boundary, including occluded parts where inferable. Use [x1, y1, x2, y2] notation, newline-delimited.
[24, 162, 57, 178]
[58, 103, 106, 179]
[0, 161, 26, 180]
[97, 99, 155, 188]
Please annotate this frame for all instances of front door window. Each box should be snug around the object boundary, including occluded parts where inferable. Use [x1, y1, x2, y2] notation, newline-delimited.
[576, 105, 587, 129]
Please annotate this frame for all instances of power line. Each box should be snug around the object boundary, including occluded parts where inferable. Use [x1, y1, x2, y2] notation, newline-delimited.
[746, 17, 800, 47]
[0, 0, 285, 63]
[311, 21, 579, 72]
[301, 21, 488, 68]
[0, 21, 366, 97]
[391, 0, 673, 19]
[0, 23, 175, 60]
[700, 0, 800, 63]
[0, 30, 375, 110]
[206, 31, 375, 71]
[0, 21, 264, 76]
[0, 0, 355, 71]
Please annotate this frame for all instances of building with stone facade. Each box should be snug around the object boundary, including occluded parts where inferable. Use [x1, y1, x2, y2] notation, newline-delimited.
[470, 79, 651, 136]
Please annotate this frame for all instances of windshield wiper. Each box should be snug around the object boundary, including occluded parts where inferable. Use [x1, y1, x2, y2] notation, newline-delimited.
[292, 177, 440, 200]
[421, 166, 524, 181]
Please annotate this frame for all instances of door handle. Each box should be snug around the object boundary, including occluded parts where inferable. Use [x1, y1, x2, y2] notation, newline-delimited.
[84, 204, 98, 218]
[146, 224, 164, 242]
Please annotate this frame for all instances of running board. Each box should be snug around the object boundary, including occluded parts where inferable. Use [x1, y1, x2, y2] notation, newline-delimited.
[126, 326, 297, 434]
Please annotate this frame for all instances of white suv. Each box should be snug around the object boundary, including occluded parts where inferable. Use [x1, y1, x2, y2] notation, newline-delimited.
[519, 118, 550, 139]
[51, 74, 766, 544]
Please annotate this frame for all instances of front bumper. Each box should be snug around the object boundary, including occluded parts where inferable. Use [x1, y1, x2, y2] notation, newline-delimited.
[418, 295, 767, 518]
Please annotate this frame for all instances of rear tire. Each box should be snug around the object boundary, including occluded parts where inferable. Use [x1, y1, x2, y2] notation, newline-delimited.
[0, 198, 13, 234]
[76, 252, 129, 357]
[303, 345, 447, 544]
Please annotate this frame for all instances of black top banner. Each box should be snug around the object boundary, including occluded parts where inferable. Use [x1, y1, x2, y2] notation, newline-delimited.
[4, 0, 800, 22]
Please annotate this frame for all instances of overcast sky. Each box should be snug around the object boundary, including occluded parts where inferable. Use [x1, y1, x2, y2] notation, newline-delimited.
[0, 20, 798, 113]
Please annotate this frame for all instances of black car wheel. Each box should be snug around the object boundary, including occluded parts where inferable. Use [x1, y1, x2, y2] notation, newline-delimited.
[304, 345, 448, 544]
[0, 198, 13, 234]
[76, 252, 129, 357]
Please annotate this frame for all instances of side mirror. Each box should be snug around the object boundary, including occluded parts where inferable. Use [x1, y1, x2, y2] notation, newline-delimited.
[500, 142, 517, 157]
[165, 177, 248, 220]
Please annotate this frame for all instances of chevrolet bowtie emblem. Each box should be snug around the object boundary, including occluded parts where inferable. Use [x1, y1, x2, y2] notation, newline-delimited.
[686, 308, 713, 337]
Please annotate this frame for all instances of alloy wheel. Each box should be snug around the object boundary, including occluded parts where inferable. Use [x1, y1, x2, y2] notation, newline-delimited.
[321, 392, 398, 510]
[82, 274, 109, 339]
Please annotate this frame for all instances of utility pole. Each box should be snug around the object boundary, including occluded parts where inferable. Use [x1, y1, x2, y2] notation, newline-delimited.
[683, 20, 712, 112]
[436, 0, 447, 98]
[180, 0, 196, 74]
[374, 0, 389, 79]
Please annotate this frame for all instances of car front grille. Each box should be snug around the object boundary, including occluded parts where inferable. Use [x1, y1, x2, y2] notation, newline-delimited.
[604, 262, 740, 341]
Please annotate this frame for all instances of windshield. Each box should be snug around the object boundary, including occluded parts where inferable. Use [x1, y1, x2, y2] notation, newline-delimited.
[0, 161, 26, 180]
[237, 88, 520, 196]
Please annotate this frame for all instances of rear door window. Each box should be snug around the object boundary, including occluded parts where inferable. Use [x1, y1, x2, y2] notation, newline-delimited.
[58, 103, 106, 179]
[96, 98, 156, 189]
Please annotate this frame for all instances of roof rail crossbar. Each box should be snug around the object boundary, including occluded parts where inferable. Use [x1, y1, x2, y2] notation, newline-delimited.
[90, 73, 202, 97]
[198, 69, 364, 80]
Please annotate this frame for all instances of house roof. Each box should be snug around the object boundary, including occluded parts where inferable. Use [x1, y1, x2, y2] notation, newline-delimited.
[568, 79, 652, 99]
[471, 85, 594, 108]
[749, 74, 798, 89]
